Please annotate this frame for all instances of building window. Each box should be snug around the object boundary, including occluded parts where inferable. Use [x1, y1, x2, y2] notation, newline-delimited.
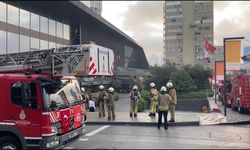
[0, 30, 6, 54]
[40, 40, 48, 50]
[7, 32, 19, 53]
[0, 2, 6, 22]
[20, 9, 30, 29]
[63, 24, 70, 40]
[40, 16, 48, 34]
[56, 43, 61, 48]
[31, 37, 39, 50]
[7, 5, 19, 26]
[56, 22, 63, 38]
[31, 13, 39, 32]
[49, 41, 56, 49]
[205, 26, 210, 30]
[20, 35, 30, 52]
[49, 19, 56, 36]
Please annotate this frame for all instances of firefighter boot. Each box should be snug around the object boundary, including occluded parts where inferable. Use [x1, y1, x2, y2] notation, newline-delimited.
[107, 116, 111, 121]
[129, 113, 133, 118]
[134, 113, 137, 117]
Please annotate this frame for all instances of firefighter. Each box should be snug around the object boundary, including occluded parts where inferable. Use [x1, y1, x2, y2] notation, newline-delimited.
[81, 87, 89, 106]
[97, 85, 108, 117]
[149, 82, 158, 117]
[129, 85, 141, 118]
[156, 86, 172, 130]
[106, 87, 116, 120]
[166, 82, 177, 122]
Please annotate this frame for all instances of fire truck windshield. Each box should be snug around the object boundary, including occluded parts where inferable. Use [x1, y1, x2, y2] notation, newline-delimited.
[40, 78, 83, 111]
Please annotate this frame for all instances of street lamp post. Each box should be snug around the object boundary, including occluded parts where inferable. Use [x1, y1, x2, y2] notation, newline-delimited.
[223, 37, 245, 116]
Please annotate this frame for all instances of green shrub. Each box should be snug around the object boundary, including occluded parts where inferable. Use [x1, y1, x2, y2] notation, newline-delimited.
[178, 89, 214, 99]
[138, 98, 146, 112]
[140, 90, 150, 101]
[114, 92, 119, 101]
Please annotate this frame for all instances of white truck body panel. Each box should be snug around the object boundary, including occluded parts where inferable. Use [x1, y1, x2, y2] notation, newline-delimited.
[88, 44, 114, 76]
[72, 43, 114, 76]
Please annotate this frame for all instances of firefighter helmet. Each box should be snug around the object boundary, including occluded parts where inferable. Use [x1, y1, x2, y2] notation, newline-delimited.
[160, 86, 167, 92]
[108, 87, 115, 93]
[81, 87, 85, 92]
[166, 82, 173, 88]
[99, 85, 104, 90]
[133, 85, 138, 90]
[150, 82, 155, 88]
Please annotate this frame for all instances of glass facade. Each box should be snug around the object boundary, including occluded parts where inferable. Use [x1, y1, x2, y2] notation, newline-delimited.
[0, 2, 6, 22]
[31, 37, 39, 50]
[40, 16, 48, 34]
[7, 32, 19, 53]
[40, 39, 48, 50]
[20, 9, 30, 29]
[56, 22, 63, 38]
[20, 35, 30, 52]
[49, 19, 56, 36]
[0, 2, 70, 54]
[7, 5, 19, 26]
[31, 13, 39, 31]
[0, 30, 6, 54]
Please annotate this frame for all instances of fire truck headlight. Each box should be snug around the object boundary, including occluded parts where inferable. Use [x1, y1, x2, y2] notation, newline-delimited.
[46, 140, 59, 148]
[51, 126, 58, 133]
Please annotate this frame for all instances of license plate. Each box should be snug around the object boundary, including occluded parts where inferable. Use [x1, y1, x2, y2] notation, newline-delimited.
[69, 132, 78, 139]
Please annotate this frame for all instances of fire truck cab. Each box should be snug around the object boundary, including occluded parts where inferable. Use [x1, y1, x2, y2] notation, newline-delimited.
[0, 45, 90, 149]
[0, 73, 87, 149]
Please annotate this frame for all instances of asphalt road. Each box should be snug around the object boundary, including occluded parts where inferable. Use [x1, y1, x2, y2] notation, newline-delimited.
[64, 124, 250, 149]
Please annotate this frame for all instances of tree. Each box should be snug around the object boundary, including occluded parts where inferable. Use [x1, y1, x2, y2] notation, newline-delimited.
[186, 65, 212, 90]
[170, 69, 196, 94]
[144, 65, 177, 90]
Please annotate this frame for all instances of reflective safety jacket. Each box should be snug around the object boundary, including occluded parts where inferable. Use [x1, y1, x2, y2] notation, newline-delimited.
[150, 88, 158, 101]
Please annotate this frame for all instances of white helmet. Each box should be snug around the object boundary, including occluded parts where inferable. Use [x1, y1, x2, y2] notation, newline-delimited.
[150, 82, 155, 88]
[166, 82, 173, 88]
[108, 87, 115, 93]
[99, 85, 104, 90]
[160, 86, 167, 92]
[81, 87, 85, 92]
[133, 85, 138, 90]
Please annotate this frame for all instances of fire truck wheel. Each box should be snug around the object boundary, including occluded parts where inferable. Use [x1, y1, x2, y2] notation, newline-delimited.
[0, 136, 21, 150]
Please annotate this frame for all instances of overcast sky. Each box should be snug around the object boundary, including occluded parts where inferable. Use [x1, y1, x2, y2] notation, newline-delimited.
[101, 1, 250, 66]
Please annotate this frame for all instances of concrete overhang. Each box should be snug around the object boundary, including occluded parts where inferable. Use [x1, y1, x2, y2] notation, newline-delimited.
[115, 67, 152, 77]
[70, 1, 141, 47]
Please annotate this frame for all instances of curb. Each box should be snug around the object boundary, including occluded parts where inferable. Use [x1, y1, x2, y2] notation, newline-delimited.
[86, 121, 199, 126]
[217, 120, 250, 126]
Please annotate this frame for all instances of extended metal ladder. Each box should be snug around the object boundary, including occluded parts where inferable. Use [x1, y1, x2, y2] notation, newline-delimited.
[0, 45, 88, 76]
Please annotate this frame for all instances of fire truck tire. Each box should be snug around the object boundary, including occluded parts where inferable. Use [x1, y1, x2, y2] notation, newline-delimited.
[0, 136, 21, 150]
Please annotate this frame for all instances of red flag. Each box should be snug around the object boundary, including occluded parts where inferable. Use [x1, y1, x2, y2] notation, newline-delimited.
[204, 39, 216, 53]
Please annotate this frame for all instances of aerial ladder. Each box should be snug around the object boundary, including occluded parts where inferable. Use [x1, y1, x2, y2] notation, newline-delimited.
[0, 45, 87, 76]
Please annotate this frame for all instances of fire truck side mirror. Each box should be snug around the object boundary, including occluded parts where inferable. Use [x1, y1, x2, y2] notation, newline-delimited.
[21, 83, 31, 109]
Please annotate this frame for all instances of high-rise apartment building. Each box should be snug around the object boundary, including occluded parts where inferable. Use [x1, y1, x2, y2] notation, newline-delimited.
[163, 1, 213, 68]
[81, 1, 102, 16]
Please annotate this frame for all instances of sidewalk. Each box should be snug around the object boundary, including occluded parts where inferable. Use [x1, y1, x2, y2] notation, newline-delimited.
[85, 111, 229, 126]
[85, 95, 242, 126]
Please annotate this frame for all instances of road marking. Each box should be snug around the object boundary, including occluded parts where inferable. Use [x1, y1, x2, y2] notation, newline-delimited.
[79, 138, 89, 141]
[85, 125, 110, 137]
[64, 147, 74, 149]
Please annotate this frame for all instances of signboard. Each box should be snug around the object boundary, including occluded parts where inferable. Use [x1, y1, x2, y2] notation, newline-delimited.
[225, 40, 241, 71]
[242, 47, 250, 62]
[215, 61, 224, 80]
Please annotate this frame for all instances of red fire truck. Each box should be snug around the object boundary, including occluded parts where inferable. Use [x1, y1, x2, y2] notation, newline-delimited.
[231, 74, 250, 113]
[218, 80, 232, 107]
[0, 45, 88, 149]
